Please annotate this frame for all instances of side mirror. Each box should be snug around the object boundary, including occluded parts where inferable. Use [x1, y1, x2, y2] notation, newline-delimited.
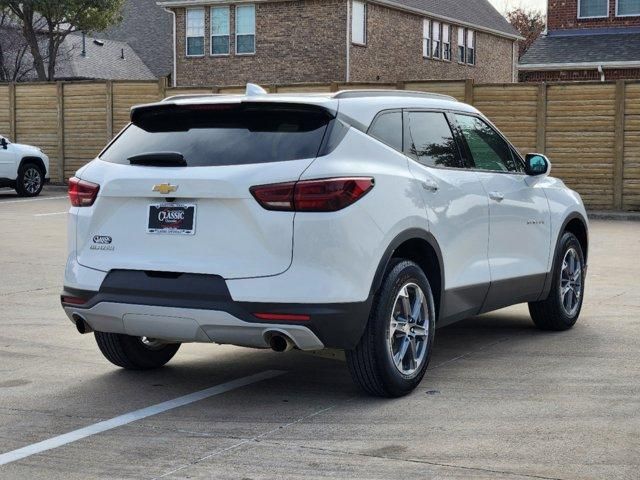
[525, 153, 550, 177]
[0, 138, 7, 150]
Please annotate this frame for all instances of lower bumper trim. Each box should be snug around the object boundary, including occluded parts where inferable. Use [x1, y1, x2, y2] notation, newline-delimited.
[64, 302, 325, 351]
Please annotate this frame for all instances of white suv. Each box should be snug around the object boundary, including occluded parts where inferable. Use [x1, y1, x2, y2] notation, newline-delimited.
[0, 135, 50, 197]
[61, 88, 588, 397]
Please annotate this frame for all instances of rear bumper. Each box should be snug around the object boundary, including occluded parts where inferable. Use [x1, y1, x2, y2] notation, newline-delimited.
[61, 270, 372, 350]
[63, 301, 326, 350]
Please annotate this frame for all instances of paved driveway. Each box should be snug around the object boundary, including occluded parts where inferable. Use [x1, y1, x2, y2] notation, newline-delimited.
[0, 189, 638, 479]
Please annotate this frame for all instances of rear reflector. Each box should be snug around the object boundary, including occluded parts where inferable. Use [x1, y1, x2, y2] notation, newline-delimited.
[68, 177, 100, 207]
[254, 313, 311, 322]
[250, 177, 374, 212]
[61, 296, 88, 306]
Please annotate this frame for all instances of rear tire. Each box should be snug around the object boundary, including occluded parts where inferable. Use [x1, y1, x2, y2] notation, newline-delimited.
[529, 232, 585, 331]
[94, 332, 180, 370]
[346, 260, 436, 397]
[15, 162, 44, 197]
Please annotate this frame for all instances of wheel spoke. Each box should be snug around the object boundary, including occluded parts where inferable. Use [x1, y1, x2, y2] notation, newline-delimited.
[411, 324, 428, 338]
[394, 336, 410, 368]
[411, 288, 424, 323]
[400, 286, 412, 319]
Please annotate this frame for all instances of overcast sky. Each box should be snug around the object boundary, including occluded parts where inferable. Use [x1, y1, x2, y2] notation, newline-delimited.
[488, 0, 548, 14]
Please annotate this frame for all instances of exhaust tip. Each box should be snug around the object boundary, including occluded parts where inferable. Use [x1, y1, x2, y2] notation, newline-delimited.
[268, 333, 294, 353]
[72, 314, 93, 334]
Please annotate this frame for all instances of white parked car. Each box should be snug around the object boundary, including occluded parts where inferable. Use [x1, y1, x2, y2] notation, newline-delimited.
[61, 88, 588, 397]
[0, 135, 50, 197]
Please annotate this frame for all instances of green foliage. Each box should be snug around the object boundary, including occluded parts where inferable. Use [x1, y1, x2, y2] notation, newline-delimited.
[28, 0, 124, 33]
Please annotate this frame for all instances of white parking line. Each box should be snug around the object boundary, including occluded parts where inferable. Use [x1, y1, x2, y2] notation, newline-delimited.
[0, 370, 285, 467]
[34, 211, 67, 217]
[0, 196, 67, 205]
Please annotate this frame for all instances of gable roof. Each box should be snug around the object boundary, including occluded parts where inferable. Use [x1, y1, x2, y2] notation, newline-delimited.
[98, 0, 172, 78]
[58, 34, 157, 80]
[156, 0, 520, 40]
[519, 30, 640, 68]
[378, 0, 520, 39]
[0, 26, 156, 81]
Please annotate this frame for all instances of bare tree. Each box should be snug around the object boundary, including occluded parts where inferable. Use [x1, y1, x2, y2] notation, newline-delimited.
[0, 0, 124, 81]
[0, 8, 35, 82]
[507, 7, 546, 59]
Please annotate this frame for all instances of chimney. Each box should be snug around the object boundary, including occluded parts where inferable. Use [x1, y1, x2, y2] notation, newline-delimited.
[81, 32, 86, 57]
[121, 48, 125, 60]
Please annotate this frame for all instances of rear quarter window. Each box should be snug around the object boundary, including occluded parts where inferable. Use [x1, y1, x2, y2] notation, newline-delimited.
[100, 104, 333, 167]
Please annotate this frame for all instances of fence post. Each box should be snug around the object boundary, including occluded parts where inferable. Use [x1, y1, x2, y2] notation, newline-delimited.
[464, 79, 474, 104]
[56, 82, 65, 183]
[158, 77, 167, 99]
[106, 81, 114, 143]
[536, 82, 547, 154]
[614, 80, 626, 210]
[8, 83, 16, 143]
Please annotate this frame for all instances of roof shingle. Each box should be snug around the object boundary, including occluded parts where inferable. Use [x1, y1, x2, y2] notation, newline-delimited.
[520, 32, 640, 66]
[373, 0, 518, 37]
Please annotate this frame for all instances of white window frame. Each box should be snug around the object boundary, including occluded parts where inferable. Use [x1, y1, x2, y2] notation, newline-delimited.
[235, 4, 256, 55]
[210, 6, 230, 56]
[457, 26, 465, 64]
[352, 1, 367, 46]
[442, 23, 451, 61]
[578, 0, 610, 19]
[432, 21, 441, 59]
[186, 8, 205, 57]
[616, 0, 640, 16]
[422, 19, 431, 58]
[466, 29, 476, 66]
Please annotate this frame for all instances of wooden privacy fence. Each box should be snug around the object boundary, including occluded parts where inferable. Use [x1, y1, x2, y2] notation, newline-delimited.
[0, 78, 639, 210]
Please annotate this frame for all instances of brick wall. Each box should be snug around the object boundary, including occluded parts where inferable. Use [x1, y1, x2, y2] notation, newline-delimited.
[174, 0, 348, 86]
[172, 0, 517, 87]
[548, 0, 640, 30]
[520, 68, 640, 82]
[348, 3, 515, 83]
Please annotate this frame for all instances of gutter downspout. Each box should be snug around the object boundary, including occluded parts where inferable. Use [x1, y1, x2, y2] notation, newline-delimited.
[598, 65, 605, 82]
[346, 0, 351, 83]
[163, 7, 178, 87]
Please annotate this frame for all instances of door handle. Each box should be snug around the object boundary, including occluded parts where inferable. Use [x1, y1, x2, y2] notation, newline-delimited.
[422, 180, 439, 192]
[489, 191, 505, 202]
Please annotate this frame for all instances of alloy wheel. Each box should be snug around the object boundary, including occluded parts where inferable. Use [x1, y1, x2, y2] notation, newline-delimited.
[23, 167, 42, 194]
[388, 283, 430, 376]
[560, 247, 583, 317]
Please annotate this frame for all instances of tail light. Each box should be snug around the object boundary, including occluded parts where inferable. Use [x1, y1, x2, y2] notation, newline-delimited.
[250, 177, 374, 212]
[68, 177, 100, 207]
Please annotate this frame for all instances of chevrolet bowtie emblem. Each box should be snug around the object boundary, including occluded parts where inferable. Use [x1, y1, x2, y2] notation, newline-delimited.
[152, 184, 178, 195]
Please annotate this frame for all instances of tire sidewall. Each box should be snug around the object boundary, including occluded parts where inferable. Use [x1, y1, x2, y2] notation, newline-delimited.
[552, 233, 586, 328]
[121, 335, 179, 369]
[372, 261, 436, 395]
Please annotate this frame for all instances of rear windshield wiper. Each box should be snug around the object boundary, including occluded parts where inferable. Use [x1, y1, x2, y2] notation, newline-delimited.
[128, 152, 187, 167]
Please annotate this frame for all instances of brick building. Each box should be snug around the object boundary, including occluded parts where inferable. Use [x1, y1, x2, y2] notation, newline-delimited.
[520, 0, 640, 82]
[156, 0, 521, 87]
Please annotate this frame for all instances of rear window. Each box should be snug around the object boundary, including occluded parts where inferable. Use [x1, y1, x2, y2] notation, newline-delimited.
[100, 103, 333, 167]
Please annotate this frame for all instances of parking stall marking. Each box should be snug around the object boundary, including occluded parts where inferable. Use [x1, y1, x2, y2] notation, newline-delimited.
[0, 196, 67, 205]
[0, 370, 285, 467]
[33, 211, 68, 217]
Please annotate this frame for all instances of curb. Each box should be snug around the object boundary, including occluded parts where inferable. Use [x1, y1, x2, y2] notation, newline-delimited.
[588, 211, 640, 222]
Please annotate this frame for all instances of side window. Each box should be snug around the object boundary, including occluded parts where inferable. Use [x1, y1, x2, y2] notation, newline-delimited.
[368, 111, 403, 152]
[455, 114, 522, 173]
[405, 111, 462, 168]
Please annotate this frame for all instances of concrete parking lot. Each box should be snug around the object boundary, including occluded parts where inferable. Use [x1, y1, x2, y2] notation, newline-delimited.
[0, 187, 638, 480]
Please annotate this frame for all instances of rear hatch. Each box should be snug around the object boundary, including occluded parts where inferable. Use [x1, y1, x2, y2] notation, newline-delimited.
[75, 101, 335, 279]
